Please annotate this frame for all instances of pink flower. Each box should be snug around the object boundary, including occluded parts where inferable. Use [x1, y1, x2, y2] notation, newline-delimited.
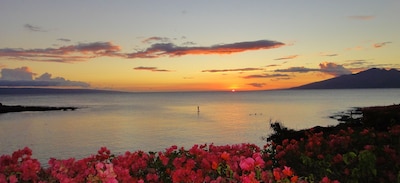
[239, 157, 255, 171]
[8, 175, 18, 183]
[321, 176, 330, 183]
[241, 171, 259, 183]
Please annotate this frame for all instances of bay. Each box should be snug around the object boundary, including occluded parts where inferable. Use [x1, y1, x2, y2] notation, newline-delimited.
[1, 89, 399, 164]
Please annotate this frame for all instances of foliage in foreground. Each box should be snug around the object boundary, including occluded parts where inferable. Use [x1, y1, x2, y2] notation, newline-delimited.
[1, 123, 400, 182]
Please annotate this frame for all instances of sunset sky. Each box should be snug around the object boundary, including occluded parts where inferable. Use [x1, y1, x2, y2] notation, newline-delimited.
[0, 1, 399, 92]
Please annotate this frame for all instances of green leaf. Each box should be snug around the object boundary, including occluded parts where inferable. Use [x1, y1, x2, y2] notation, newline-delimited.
[343, 152, 357, 165]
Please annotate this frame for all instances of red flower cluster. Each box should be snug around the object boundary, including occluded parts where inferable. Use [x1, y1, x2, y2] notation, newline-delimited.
[0, 147, 41, 183]
[0, 144, 305, 183]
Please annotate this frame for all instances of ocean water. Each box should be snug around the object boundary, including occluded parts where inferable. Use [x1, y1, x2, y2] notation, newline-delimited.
[1, 89, 399, 164]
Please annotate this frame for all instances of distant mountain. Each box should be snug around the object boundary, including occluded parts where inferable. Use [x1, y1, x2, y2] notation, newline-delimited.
[292, 68, 400, 89]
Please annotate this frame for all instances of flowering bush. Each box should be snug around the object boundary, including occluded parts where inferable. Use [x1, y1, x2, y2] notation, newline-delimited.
[1, 144, 305, 183]
[270, 124, 400, 182]
[1, 124, 399, 182]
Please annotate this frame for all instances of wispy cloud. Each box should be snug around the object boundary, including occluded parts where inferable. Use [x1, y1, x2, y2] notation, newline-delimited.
[24, 24, 47, 32]
[127, 40, 285, 58]
[343, 59, 371, 67]
[265, 64, 279, 67]
[320, 53, 338, 57]
[275, 67, 318, 73]
[0, 42, 121, 62]
[247, 83, 266, 88]
[346, 46, 364, 51]
[373, 42, 392, 48]
[275, 62, 352, 77]
[133, 66, 172, 72]
[58, 38, 71, 42]
[274, 55, 298, 60]
[347, 15, 375, 20]
[0, 67, 89, 87]
[201, 68, 263, 73]
[142, 37, 171, 44]
[243, 73, 289, 79]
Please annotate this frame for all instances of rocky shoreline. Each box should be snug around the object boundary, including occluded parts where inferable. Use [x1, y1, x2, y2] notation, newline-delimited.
[0, 103, 78, 113]
[266, 104, 400, 144]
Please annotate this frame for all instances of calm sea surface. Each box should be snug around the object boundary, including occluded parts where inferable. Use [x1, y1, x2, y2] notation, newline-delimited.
[1, 89, 399, 164]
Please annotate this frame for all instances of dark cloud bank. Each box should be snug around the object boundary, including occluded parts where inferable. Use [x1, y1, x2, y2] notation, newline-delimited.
[0, 67, 89, 87]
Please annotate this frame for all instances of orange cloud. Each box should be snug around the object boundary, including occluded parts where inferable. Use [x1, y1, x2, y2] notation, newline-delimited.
[133, 66, 172, 72]
[127, 40, 285, 58]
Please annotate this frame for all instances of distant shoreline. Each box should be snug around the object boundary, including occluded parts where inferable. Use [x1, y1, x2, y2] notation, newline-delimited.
[0, 104, 78, 113]
[0, 88, 125, 95]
